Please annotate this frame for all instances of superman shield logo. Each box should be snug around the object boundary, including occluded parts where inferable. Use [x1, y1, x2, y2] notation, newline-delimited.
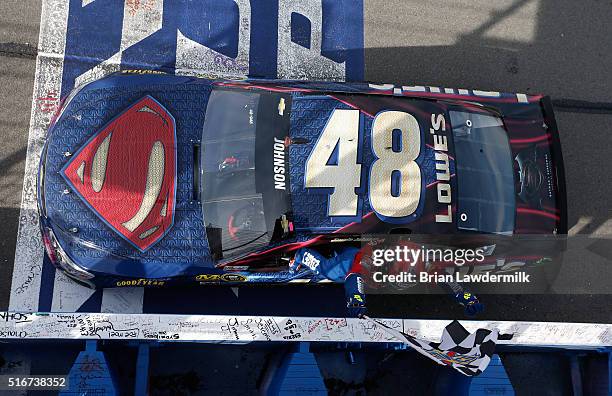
[62, 96, 177, 252]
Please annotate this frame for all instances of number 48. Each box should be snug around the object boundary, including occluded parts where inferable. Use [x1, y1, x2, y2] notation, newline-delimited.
[305, 109, 422, 219]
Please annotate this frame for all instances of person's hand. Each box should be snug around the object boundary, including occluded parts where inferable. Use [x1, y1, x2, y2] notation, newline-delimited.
[289, 248, 323, 276]
[345, 273, 366, 318]
[454, 291, 484, 316]
[288, 257, 299, 273]
[347, 293, 367, 318]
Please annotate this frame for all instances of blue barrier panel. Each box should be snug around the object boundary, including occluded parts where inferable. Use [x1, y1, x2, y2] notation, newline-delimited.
[59, 340, 117, 396]
[134, 343, 150, 396]
[267, 342, 327, 395]
[469, 355, 514, 396]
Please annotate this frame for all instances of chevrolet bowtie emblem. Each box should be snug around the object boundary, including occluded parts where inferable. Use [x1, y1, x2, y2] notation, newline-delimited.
[278, 98, 286, 116]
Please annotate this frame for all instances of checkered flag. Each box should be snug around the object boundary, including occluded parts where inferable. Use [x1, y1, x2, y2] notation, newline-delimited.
[365, 317, 512, 376]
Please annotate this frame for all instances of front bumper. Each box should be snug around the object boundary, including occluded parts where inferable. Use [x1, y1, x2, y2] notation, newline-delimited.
[40, 223, 96, 288]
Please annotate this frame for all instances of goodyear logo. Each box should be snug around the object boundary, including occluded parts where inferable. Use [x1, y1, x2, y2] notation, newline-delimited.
[116, 278, 166, 287]
[195, 274, 247, 283]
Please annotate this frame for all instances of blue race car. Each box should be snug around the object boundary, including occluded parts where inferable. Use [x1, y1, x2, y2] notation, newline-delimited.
[38, 71, 566, 288]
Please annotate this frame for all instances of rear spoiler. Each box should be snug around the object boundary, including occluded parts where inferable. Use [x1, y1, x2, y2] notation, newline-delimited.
[541, 96, 568, 234]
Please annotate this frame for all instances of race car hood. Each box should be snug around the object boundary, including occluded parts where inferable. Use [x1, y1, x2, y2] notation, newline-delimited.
[41, 73, 215, 277]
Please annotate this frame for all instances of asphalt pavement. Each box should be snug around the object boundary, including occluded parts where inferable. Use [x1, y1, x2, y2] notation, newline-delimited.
[0, 1, 610, 321]
[0, 1, 40, 309]
[363, 0, 612, 322]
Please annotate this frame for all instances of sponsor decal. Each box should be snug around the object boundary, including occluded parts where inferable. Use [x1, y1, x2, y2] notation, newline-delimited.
[61, 96, 177, 252]
[221, 274, 247, 282]
[195, 274, 247, 282]
[222, 265, 250, 272]
[116, 278, 166, 287]
[121, 69, 166, 75]
[544, 153, 554, 198]
[301, 252, 320, 271]
[368, 83, 530, 103]
[273, 137, 286, 190]
[430, 113, 452, 223]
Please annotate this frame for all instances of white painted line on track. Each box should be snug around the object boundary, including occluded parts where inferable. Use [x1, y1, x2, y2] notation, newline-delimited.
[9, 0, 69, 312]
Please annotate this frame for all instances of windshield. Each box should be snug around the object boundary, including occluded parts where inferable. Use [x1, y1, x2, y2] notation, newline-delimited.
[200, 87, 292, 261]
[450, 110, 515, 234]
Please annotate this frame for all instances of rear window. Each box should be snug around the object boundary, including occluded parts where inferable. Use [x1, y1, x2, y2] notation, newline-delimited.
[450, 110, 515, 234]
